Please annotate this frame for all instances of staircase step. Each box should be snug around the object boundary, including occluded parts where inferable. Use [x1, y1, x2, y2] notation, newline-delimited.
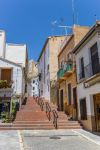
[2, 96, 82, 130]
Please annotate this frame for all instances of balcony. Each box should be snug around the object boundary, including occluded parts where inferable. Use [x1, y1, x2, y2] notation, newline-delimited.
[0, 80, 13, 99]
[57, 63, 73, 81]
[78, 58, 100, 87]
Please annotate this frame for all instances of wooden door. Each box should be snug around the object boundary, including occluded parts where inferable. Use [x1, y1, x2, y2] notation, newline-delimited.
[73, 87, 78, 119]
[1, 69, 11, 84]
[94, 94, 100, 131]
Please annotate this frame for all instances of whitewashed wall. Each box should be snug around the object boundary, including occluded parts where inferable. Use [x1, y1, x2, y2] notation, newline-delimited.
[38, 42, 50, 100]
[6, 44, 27, 67]
[27, 77, 39, 96]
[75, 33, 100, 117]
[0, 31, 6, 57]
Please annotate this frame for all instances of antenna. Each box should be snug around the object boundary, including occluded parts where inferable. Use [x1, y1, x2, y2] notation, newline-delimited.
[76, 12, 79, 25]
[72, 0, 75, 25]
[51, 20, 57, 36]
[58, 25, 72, 36]
[58, 25, 72, 35]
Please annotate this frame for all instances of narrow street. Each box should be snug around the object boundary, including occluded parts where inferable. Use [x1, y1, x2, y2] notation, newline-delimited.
[20, 130, 100, 150]
[0, 1, 99, 150]
[0, 129, 100, 150]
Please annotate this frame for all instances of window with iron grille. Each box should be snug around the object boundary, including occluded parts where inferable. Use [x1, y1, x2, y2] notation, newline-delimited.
[79, 57, 85, 79]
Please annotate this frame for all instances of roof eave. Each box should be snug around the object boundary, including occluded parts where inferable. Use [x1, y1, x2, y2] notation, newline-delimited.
[73, 21, 100, 54]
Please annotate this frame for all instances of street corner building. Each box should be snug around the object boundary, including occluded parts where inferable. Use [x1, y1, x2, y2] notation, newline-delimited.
[73, 21, 100, 132]
[0, 30, 28, 116]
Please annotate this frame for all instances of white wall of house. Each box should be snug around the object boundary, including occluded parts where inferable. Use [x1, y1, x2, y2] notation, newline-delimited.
[0, 31, 6, 58]
[38, 42, 50, 100]
[0, 58, 24, 97]
[27, 76, 39, 97]
[6, 44, 27, 67]
[75, 33, 100, 117]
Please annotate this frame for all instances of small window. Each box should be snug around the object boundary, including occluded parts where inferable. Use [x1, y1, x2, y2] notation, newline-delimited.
[33, 87, 35, 90]
[79, 57, 85, 79]
[47, 64, 49, 74]
[80, 98, 87, 120]
[33, 80, 35, 83]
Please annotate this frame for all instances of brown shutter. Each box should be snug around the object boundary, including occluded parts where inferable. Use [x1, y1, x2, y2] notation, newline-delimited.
[1, 69, 11, 84]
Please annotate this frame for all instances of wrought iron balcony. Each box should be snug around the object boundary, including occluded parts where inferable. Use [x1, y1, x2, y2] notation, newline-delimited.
[57, 63, 73, 80]
[78, 58, 100, 82]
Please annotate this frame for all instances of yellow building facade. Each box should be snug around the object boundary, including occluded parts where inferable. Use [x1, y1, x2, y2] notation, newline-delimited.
[57, 25, 89, 120]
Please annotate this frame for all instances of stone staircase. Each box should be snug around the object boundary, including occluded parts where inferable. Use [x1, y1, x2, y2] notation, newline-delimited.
[0, 97, 82, 130]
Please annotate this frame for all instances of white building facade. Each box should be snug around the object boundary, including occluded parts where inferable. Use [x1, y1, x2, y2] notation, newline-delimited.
[27, 76, 39, 97]
[0, 30, 28, 108]
[38, 36, 66, 102]
[73, 21, 100, 132]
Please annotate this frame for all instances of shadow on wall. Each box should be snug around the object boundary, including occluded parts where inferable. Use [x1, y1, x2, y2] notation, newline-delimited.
[50, 80, 58, 105]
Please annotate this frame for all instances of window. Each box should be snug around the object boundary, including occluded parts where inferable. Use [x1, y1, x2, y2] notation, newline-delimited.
[90, 42, 100, 75]
[33, 80, 35, 83]
[47, 64, 49, 74]
[68, 83, 72, 105]
[79, 57, 85, 79]
[39, 73, 41, 81]
[33, 87, 35, 90]
[80, 98, 87, 120]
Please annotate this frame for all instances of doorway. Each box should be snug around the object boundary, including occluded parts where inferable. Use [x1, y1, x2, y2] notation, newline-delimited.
[60, 90, 64, 111]
[94, 94, 100, 132]
[73, 87, 78, 119]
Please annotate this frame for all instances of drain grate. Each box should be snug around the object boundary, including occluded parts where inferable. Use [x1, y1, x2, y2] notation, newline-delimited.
[50, 136, 61, 140]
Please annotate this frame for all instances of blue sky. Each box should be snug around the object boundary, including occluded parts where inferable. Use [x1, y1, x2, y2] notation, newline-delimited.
[0, 0, 100, 61]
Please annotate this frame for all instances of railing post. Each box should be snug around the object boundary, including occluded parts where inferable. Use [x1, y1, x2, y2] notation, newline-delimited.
[52, 110, 58, 129]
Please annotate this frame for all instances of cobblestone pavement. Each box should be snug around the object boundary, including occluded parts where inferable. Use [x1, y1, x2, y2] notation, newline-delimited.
[21, 130, 100, 150]
[0, 130, 21, 150]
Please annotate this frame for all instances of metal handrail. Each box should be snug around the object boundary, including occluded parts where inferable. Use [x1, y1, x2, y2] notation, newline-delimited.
[45, 102, 51, 121]
[39, 98, 44, 111]
[35, 97, 44, 111]
[52, 110, 58, 129]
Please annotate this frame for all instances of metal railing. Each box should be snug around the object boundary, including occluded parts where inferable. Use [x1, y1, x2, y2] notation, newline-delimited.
[78, 58, 100, 82]
[45, 102, 51, 121]
[52, 110, 58, 129]
[35, 97, 59, 129]
[57, 62, 73, 79]
[39, 98, 44, 111]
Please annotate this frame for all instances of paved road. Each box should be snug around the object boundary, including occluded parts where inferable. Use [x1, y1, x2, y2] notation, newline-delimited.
[0, 130, 21, 150]
[21, 130, 100, 150]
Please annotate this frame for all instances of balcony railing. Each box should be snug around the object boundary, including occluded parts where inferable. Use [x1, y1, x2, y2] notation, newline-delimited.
[78, 58, 100, 82]
[57, 63, 73, 80]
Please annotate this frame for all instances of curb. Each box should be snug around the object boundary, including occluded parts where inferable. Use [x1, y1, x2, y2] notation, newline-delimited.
[72, 130, 100, 146]
[17, 130, 24, 150]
